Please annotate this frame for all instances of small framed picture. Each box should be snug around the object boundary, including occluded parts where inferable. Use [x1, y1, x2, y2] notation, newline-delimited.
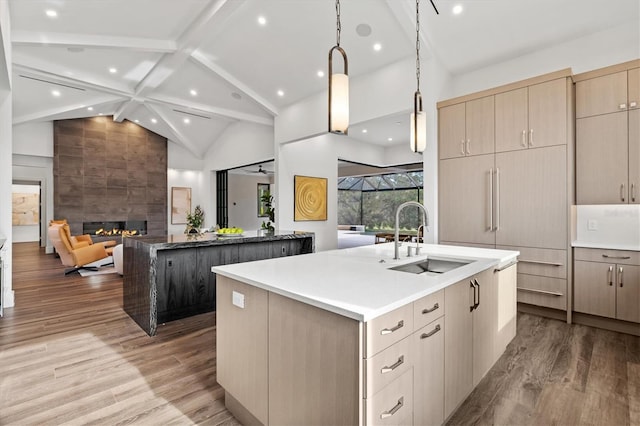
[258, 183, 270, 217]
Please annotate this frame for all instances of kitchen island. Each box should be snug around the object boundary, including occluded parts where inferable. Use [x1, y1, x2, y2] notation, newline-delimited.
[213, 243, 519, 425]
[123, 230, 314, 336]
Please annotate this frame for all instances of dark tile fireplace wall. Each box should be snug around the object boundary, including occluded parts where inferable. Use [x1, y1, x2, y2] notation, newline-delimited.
[54, 116, 168, 237]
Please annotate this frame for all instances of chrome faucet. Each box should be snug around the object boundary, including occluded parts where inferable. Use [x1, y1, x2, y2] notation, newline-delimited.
[394, 201, 429, 260]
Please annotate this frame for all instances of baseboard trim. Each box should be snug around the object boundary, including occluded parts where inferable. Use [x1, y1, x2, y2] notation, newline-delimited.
[572, 312, 640, 337]
[517, 303, 567, 322]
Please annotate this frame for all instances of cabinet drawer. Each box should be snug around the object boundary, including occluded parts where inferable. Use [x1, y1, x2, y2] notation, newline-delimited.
[574, 247, 640, 265]
[365, 369, 413, 426]
[498, 246, 566, 278]
[365, 335, 413, 398]
[517, 274, 567, 310]
[365, 304, 414, 358]
[413, 289, 444, 330]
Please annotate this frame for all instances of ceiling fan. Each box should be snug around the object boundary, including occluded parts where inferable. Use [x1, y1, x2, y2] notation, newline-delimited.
[247, 165, 273, 175]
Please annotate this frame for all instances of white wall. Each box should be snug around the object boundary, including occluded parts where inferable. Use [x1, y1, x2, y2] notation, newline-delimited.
[275, 134, 339, 251]
[575, 205, 640, 249]
[168, 140, 204, 170]
[228, 173, 274, 230]
[11, 183, 40, 243]
[167, 168, 206, 234]
[13, 121, 53, 157]
[452, 22, 640, 98]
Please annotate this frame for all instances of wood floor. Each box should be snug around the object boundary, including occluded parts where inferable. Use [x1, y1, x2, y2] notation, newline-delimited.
[1, 242, 638, 425]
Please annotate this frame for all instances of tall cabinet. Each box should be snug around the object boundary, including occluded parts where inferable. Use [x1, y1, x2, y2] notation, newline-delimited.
[438, 69, 575, 321]
[575, 60, 640, 204]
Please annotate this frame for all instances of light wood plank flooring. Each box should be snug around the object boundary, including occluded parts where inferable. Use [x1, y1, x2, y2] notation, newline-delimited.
[1, 242, 638, 425]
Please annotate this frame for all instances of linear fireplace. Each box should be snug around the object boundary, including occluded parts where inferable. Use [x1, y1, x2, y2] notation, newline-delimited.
[83, 220, 147, 237]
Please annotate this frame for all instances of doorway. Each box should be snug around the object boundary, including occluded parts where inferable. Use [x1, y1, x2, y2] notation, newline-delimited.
[12, 181, 42, 244]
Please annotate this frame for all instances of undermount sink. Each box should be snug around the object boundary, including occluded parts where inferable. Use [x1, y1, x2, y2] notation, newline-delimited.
[389, 257, 471, 275]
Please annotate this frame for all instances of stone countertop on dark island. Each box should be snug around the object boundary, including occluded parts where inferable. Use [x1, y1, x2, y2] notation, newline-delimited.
[128, 230, 315, 250]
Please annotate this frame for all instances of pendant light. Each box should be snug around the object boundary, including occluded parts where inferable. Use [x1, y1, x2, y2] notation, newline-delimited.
[328, 0, 349, 135]
[410, 0, 426, 153]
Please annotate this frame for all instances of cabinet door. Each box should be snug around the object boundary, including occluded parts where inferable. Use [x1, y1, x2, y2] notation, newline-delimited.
[629, 109, 640, 204]
[495, 87, 528, 153]
[238, 242, 272, 262]
[574, 261, 616, 318]
[472, 268, 496, 386]
[616, 264, 640, 323]
[628, 67, 639, 110]
[439, 154, 495, 246]
[494, 264, 517, 358]
[528, 78, 567, 148]
[197, 245, 239, 311]
[576, 112, 629, 204]
[495, 146, 567, 249]
[413, 319, 445, 426]
[439, 103, 466, 160]
[157, 249, 198, 322]
[466, 96, 495, 156]
[444, 278, 473, 418]
[576, 71, 628, 118]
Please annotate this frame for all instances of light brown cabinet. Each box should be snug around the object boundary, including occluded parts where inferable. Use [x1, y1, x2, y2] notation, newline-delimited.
[413, 318, 445, 426]
[439, 96, 495, 160]
[495, 79, 567, 152]
[575, 63, 640, 204]
[444, 268, 496, 418]
[574, 248, 640, 324]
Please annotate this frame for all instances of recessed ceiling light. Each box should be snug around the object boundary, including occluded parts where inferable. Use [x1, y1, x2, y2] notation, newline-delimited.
[257, 16, 267, 26]
[452, 4, 463, 15]
[87, 107, 93, 111]
[109, 67, 118, 74]
[373, 43, 382, 51]
[51, 90, 61, 97]
[98, 113, 104, 116]
[317, 70, 325, 78]
[183, 118, 190, 124]
[388, 137, 393, 142]
[277, 90, 284, 97]
[134, 119, 139, 123]
[45, 10, 57, 18]
[151, 118, 157, 124]
[362, 129, 368, 133]
[190, 89, 198, 96]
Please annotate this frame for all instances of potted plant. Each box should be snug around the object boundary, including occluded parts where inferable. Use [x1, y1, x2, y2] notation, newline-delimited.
[260, 191, 275, 234]
[185, 205, 205, 234]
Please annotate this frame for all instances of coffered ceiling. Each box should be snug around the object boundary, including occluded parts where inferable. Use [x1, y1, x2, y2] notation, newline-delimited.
[9, 0, 639, 157]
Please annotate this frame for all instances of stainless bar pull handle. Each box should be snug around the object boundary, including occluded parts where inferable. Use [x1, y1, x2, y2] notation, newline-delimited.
[380, 320, 404, 335]
[494, 260, 517, 272]
[519, 259, 563, 267]
[421, 324, 442, 339]
[460, 140, 465, 155]
[517, 287, 563, 297]
[602, 254, 631, 260]
[489, 168, 494, 231]
[529, 129, 534, 147]
[475, 278, 481, 309]
[380, 397, 404, 419]
[422, 303, 439, 314]
[621, 183, 626, 202]
[620, 103, 627, 110]
[495, 168, 500, 231]
[521, 130, 527, 147]
[608, 265, 613, 286]
[380, 355, 405, 374]
[619, 266, 624, 287]
[632, 183, 636, 202]
[466, 139, 471, 155]
[470, 280, 476, 312]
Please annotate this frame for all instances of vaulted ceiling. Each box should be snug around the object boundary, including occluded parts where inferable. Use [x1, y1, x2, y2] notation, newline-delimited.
[9, 0, 639, 158]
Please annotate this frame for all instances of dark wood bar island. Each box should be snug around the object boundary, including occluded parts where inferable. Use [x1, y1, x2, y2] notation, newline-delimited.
[123, 231, 314, 335]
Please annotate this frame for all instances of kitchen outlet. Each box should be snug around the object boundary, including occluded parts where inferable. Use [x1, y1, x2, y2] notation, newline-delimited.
[232, 291, 245, 309]
[587, 219, 598, 231]
[168, 259, 173, 267]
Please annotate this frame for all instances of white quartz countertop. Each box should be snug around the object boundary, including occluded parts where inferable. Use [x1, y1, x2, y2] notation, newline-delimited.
[212, 243, 519, 322]
[572, 241, 640, 252]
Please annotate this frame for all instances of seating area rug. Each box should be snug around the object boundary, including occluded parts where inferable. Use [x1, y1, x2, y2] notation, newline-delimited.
[78, 256, 117, 277]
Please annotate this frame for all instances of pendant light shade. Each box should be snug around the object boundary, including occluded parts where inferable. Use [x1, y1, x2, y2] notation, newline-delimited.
[411, 92, 427, 153]
[328, 0, 349, 135]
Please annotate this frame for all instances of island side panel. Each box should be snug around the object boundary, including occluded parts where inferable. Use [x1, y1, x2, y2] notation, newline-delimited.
[268, 292, 360, 425]
[123, 238, 156, 336]
[217, 276, 269, 425]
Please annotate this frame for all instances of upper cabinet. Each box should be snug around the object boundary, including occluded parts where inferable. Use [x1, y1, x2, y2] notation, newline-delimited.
[575, 61, 640, 204]
[495, 79, 568, 152]
[439, 96, 494, 160]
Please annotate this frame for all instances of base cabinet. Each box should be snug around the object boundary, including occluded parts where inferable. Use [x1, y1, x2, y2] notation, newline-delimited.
[413, 318, 445, 426]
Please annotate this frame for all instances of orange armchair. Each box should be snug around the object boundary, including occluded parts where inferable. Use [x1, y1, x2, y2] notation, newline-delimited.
[48, 223, 113, 275]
